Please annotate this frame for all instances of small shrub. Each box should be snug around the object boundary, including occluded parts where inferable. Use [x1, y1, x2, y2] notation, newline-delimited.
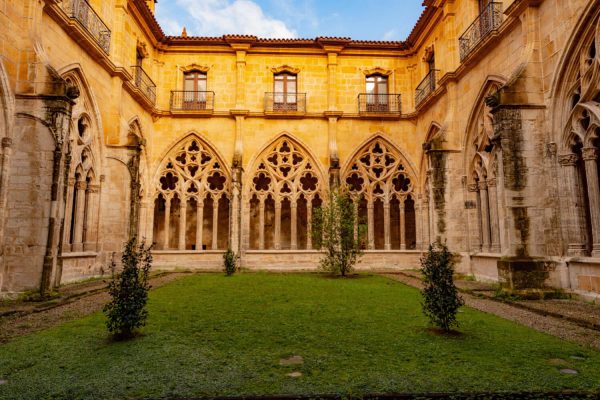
[421, 240, 464, 332]
[103, 237, 152, 340]
[312, 189, 364, 277]
[223, 247, 237, 276]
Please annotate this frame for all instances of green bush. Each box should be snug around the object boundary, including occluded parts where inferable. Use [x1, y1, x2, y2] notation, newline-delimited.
[421, 240, 464, 332]
[103, 237, 152, 340]
[312, 190, 364, 277]
[223, 247, 237, 276]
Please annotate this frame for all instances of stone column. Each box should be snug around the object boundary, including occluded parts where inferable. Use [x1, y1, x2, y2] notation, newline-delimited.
[478, 181, 491, 252]
[62, 179, 75, 252]
[274, 200, 281, 250]
[164, 197, 171, 249]
[399, 198, 406, 250]
[212, 198, 219, 250]
[258, 198, 265, 250]
[306, 198, 313, 250]
[290, 199, 297, 250]
[196, 199, 204, 251]
[583, 147, 600, 256]
[367, 200, 374, 250]
[83, 184, 100, 252]
[383, 200, 391, 250]
[146, 199, 155, 246]
[487, 178, 501, 253]
[558, 154, 587, 255]
[235, 50, 247, 108]
[178, 200, 187, 250]
[72, 180, 87, 252]
[423, 198, 431, 246]
[327, 52, 338, 111]
[0, 138, 12, 252]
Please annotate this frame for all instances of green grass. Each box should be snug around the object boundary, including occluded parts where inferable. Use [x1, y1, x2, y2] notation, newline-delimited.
[0, 273, 599, 399]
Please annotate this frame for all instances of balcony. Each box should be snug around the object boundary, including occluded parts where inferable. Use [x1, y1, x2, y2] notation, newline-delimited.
[358, 94, 401, 115]
[170, 91, 215, 113]
[264, 92, 306, 116]
[459, 2, 503, 62]
[132, 66, 156, 105]
[415, 69, 439, 107]
[61, 0, 111, 54]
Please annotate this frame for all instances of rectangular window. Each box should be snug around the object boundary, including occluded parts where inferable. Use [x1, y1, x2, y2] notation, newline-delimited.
[183, 71, 207, 110]
[366, 75, 389, 112]
[273, 73, 297, 111]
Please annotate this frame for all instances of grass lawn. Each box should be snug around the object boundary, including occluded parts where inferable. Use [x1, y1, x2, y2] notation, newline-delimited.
[0, 272, 599, 399]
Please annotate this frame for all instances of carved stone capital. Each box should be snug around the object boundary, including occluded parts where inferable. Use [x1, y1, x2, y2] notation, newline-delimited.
[86, 184, 100, 194]
[558, 153, 579, 166]
[467, 183, 479, 192]
[582, 147, 598, 161]
[478, 181, 488, 191]
[75, 181, 87, 191]
[1, 137, 12, 148]
[486, 178, 497, 187]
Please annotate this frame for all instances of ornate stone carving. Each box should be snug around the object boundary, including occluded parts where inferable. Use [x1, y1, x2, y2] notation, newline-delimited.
[180, 63, 210, 73]
[558, 153, 579, 166]
[362, 67, 392, 76]
[270, 65, 300, 75]
[582, 146, 598, 161]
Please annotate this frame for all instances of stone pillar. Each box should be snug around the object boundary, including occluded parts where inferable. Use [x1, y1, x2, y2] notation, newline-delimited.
[146, 199, 155, 246]
[559, 153, 588, 256]
[212, 198, 219, 250]
[367, 200, 374, 250]
[400, 198, 406, 250]
[62, 179, 75, 252]
[306, 198, 313, 250]
[479, 181, 491, 252]
[72, 180, 87, 252]
[0, 138, 12, 251]
[179, 200, 187, 250]
[235, 50, 247, 109]
[487, 178, 501, 253]
[83, 184, 100, 252]
[164, 197, 171, 249]
[274, 200, 281, 250]
[469, 183, 483, 251]
[258, 198, 265, 250]
[583, 147, 600, 256]
[383, 200, 391, 250]
[290, 199, 297, 250]
[196, 200, 204, 251]
[423, 198, 431, 246]
[327, 52, 338, 111]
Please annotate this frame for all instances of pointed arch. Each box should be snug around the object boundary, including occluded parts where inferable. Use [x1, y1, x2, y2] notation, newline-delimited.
[419, 122, 444, 193]
[151, 132, 231, 251]
[342, 134, 418, 250]
[246, 132, 325, 251]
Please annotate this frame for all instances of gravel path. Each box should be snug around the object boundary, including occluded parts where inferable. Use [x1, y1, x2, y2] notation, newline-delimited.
[0, 272, 189, 343]
[381, 272, 600, 351]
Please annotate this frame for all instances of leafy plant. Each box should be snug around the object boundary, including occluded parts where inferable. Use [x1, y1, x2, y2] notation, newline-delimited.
[223, 247, 237, 276]
[103, 237, 152, 340]
[312, 189, 364, 277]
[421, 240, 464, 332]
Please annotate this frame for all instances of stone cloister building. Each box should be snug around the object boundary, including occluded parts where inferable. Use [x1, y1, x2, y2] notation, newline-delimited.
[0, 0, 599, 297]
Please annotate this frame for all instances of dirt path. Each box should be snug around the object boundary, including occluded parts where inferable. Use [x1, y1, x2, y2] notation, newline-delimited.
[382, 272, 600, 351]
[0, 272, 189, 343]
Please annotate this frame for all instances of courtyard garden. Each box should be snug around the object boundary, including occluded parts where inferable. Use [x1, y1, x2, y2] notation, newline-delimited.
[0, 272, 599, 399]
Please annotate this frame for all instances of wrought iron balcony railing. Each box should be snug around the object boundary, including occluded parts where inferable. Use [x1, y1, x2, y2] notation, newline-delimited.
[170, 91, 215, 112]
[132, 66, 156, 104]
[264, 92, 307, 113]
[358, 94, 401, 114]
[459, 2, 503, 61]
[415, 69, 439, 107]
[61, 0, 111, 54]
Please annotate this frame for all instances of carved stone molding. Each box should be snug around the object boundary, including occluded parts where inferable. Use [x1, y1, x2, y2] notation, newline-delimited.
[180, 63, 210, 73]
[558, 153, 579, 166]
[582, 147, 598, 161]
[467, 183, 479, 192]
[75, 181, 87, 190]
[270, 65, 300, 75]
[477, 181, 488, 191]
[362, 67, 393, 77]
[487, 178, 497, 187]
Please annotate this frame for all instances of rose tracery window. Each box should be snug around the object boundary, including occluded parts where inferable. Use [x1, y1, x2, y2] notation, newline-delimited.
[343, 138, 416, 250]
[248, 136, 322, 250]
[153, 136, 230, 251]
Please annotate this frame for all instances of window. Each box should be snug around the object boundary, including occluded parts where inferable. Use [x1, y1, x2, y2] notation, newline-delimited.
[183, 71, 207, 110]
[273, 73, 297, 111]
[365, 74, 389, 112]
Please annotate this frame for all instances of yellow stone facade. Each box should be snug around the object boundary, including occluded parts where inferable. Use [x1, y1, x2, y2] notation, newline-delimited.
[1, 0, 600, 297]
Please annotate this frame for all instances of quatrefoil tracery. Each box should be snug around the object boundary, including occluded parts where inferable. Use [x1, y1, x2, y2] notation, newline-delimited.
[344, 139, 413, 202]
[156, 137, 229, 201]
[251, 138, 321, 201]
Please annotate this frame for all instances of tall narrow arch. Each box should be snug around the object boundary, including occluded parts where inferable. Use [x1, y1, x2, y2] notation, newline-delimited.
[246, 133, 326, 251]
[151, 133, 231, 251]
[342, 135, 417, 250]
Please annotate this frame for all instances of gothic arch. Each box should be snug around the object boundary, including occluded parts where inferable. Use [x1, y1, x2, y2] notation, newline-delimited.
[551, 2, 600, 257]
[60, 66, 104, 253]
[246, 132, 326, 250]
[342, 134, 417, 250]
[463, 78, 506, 254]
[151, 133, 231, 251]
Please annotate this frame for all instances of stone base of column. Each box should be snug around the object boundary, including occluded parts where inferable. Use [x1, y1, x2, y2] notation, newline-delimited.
[83, 242, 97, 252]
[71, 243, 83, 252]
[490, 245, 501, 253]
[400, 244, 406, 250]
[567, 244, 588, 257]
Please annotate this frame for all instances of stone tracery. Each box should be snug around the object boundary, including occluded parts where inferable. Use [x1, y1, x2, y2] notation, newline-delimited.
[343, 138, 416, 250]
[248, 136, 323, 250]
[152, 135, 230, 250]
